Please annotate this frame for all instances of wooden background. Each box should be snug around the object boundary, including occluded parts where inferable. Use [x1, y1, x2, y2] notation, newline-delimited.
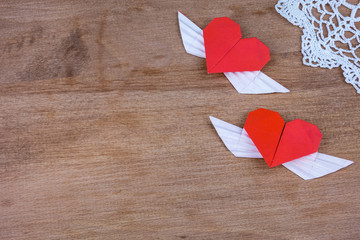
[0, 0, 359, 239]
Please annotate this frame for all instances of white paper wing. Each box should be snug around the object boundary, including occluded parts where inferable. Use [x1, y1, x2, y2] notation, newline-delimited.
[282, 152, 354, 180]
[178, 11, 206, 58]
[224, 71, 290, 94]
[209, 116, 263, 158]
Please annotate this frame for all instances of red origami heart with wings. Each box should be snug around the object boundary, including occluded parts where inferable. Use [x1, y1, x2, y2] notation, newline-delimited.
[203, 17, 270, 73]
[244, 108, 323, 167]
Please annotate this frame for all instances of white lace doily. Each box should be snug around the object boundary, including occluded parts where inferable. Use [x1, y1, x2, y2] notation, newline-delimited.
[276, 0, 360, 93]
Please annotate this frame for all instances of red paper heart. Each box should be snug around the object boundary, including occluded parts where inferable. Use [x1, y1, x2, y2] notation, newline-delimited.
[203, 17, 270, 73]
[244, 109, 322, 167]
[273, 119, 323, 166]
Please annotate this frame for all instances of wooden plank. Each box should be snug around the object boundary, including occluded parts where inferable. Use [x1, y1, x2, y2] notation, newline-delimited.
[0, 0, 359, 239]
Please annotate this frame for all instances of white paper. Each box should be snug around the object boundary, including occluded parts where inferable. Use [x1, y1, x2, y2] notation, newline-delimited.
[224, 71, 289, 94]
[178, 11, 206, 58]
[210, 116, 354, 180]
[209, 116, 263, 158]
[178, 11, 289, 94]
[282, 152, 354, 180]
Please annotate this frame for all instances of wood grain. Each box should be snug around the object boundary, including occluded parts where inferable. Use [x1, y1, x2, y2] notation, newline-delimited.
[0, 0, 359, 239]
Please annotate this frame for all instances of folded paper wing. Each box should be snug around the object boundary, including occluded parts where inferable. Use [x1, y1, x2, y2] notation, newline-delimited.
[282, 153, 353, 180]
[178, 11, 289, 94]
[224, 71, 289, 94]
[178, 11, 205, 58]
[209, 116, 353, 180]
[209, 116, 262, 158]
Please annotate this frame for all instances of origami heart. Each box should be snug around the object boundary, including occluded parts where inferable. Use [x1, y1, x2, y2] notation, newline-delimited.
[203, 17, 270, 73]
[244, 109, 322, 167]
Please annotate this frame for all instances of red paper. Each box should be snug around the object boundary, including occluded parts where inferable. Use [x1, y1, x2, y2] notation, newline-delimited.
[273, 119, 323, 166]
[244, 109, 322, 167]
[203, 17, 270, 73]
[244, 108, 284, 166]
